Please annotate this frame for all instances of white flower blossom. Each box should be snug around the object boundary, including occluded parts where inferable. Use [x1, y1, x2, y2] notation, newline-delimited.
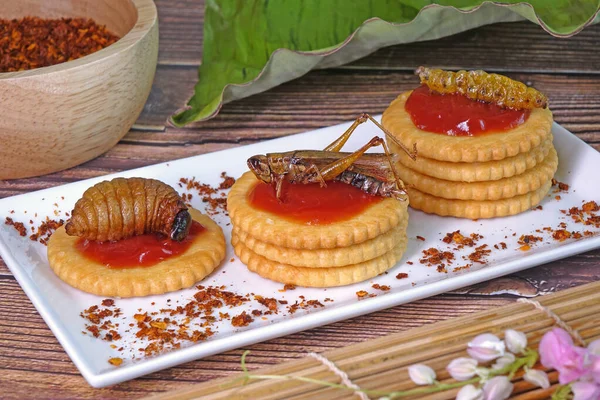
[483, 376, 513, 400]
[408, 364, 436, 385]
[504, 329, 527, 354]
[523, 368, 550, 389]
[467, 334, 506, 362]
[447, 358, 479, 381]
[456, 384, 484, 400]
[492, 353, 516, 371]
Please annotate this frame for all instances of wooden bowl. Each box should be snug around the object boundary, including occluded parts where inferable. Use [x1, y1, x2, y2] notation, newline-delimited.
[0, 0, 158, 179]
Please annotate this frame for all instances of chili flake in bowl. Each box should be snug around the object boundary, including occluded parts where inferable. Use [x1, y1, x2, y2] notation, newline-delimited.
[0, 0, 158, 179]
[0, 17, 119, 72]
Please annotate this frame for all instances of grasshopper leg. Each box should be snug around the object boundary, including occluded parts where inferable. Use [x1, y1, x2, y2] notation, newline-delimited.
[364, 114, 417, 160]
[318, 136, 386, 181]
[323, 113, 417, 161]
[321, 135, 407, 195]
[323, 113, 369, 152]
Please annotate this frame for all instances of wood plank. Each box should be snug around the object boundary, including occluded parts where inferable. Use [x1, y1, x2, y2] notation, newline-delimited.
[155, 0, 204, 65]
[134, 67, 600, 132]
[154, 0, 600, 74]
[344, 21, 600, 73]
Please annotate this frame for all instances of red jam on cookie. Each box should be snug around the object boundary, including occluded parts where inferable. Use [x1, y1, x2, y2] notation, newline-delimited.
[76, 221, 205, 268]
[248, 180, 382, 225]
[405, 85, 530, 136]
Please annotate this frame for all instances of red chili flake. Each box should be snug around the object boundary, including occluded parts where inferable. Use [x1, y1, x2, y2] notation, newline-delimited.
[5, 217, 27, 236]
[219, 172, 236, 190]
[416, 235, 426, 241]
[552, 229, 572, 242]
[420, 248, 455, 267]
[279, 283, 297, 292]
[0, 17, 119, 72]
[231, 312, 253, 327]
[442, 230, 482, 250]
[372, 284, 390, 291]
[467, 245, 491, 264]
[254, 295, 278, 312]
[179, 173, 235, 216]
[29, 217, 65, 245]
[453, 264, 471, 272]
[518, 235, 543, 246]
[582, 201, 600, 213]
[551, 179, 570, 192]
[396, 273, 409, 280]
[108, 357, 123, 366]
[101, 299, 115, 307]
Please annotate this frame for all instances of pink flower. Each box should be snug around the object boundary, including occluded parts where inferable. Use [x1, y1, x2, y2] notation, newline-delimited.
[592, 357, 600, 384]
[571, 381, 600, 400]
[539, 328, 588, 384]
[587, 339, 600, 384]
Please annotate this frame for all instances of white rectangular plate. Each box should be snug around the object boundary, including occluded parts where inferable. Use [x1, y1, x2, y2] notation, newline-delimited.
[1, 119, 599, 388]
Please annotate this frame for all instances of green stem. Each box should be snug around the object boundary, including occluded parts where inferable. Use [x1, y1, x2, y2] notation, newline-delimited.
[235, 349, 540, 399]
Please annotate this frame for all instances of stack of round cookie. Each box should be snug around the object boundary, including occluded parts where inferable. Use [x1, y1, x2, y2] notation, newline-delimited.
[382, 91, 558, 219]
[227, 172, 409, 287]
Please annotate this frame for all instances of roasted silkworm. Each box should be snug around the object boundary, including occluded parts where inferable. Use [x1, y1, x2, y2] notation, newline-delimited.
[65, 177, 191, 242]
[416, 66, 548, 110]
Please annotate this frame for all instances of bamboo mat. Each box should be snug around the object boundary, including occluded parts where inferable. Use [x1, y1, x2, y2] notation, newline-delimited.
[147, 281, 600, 400]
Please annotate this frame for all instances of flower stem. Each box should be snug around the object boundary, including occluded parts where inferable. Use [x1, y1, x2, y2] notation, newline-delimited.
[235, 349, 541, 399]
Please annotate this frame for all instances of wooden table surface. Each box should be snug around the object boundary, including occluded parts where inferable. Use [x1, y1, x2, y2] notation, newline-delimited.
[1, 2, 599, 398]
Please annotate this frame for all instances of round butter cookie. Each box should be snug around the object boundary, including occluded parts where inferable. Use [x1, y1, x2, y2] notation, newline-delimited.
[391, 138, 553, 182]
[228, 172, 409, 250]
[233, 218, 408, 268]
[232, 234, 407, 287]
[407, 180, 552, 219]
[382, 91, 553, 163]
[47, 208, 226, 297]
[396, 148, 558, 201]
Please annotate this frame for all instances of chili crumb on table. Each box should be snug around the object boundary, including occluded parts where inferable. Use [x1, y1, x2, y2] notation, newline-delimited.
[0, 16, 119, 72]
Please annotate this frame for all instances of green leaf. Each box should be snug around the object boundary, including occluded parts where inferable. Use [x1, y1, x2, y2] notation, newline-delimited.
[170, 0, 600, 127]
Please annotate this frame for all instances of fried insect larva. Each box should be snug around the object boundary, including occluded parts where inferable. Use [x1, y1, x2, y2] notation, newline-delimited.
[416, 66, 548, 110]
[65, 177, 191, 242]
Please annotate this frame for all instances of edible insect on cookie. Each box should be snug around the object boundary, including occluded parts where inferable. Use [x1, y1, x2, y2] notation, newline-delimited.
[48, 177, 226, 297]
[246, 113, 416, 201]
[65, 177, 191, 242]
[382, 67, 557, 218]
[416, 66, 548, 110]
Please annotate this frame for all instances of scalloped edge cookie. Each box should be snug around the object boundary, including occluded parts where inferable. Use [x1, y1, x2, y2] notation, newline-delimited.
[232, 234, 407, 287]
[396, 148, 557, 201]
[227, 172, 409, 249]
[391, 137, 553, 182]
[407, 180, 552, 219]
[233, 218, 408, 268]
[47, 208, 226, 298]
[382, 90, 553, 163]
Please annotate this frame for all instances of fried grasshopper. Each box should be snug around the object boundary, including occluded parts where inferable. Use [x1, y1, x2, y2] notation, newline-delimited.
[247, 114, 416, 201]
